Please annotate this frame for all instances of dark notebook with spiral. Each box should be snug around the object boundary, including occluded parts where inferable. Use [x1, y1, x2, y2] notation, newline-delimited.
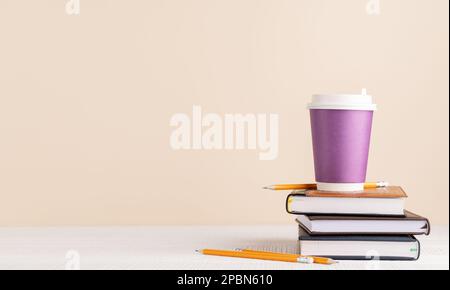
[298, 227, 421, 261]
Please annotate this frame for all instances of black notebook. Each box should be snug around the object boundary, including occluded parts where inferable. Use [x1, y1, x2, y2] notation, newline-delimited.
[298, 227, 420, 261]
[296, 210, 431, 236]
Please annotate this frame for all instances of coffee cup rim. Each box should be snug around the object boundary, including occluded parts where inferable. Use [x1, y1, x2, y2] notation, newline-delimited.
[308, 94, 377, 111]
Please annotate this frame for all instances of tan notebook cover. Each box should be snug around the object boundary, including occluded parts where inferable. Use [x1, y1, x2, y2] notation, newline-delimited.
[298, 186, 407, 199]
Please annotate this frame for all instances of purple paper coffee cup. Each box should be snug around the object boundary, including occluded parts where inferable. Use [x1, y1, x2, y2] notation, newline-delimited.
[308, 93, 377, 192]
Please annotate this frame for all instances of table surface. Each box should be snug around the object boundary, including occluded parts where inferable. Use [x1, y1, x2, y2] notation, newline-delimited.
[0, 225, 448, 270]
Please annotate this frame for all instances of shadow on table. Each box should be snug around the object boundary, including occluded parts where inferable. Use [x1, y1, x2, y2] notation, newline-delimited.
[236, 239, 300, 255]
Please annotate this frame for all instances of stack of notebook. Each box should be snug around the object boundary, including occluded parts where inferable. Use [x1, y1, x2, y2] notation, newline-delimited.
[286, 186, 430, 261]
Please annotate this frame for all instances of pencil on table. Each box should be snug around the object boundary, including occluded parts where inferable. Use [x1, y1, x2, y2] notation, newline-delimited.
[197, 249, 314, 264]
[239, 249, 337, 265]
[197, 249, 337, 265]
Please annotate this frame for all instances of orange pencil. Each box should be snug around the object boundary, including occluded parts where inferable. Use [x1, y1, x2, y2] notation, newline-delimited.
[239, 249, 336, 265]
[197, 249, 314, 264]
[263, 181, 389, 191]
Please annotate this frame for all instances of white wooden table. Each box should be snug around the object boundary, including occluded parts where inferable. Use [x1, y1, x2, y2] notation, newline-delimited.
[0, 225, 448, 270]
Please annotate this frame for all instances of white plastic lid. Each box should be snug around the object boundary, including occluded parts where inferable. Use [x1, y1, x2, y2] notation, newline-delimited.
[307, 90, 377, 111]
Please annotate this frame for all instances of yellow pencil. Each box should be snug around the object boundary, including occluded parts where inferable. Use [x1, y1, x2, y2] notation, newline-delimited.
[239, 249, 336, 265]
[197, 249, 336, 265]
[263, 181, 389, 191]
[197, 249, 313, 264]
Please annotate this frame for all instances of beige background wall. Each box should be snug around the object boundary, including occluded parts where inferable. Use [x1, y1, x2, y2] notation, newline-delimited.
[0, 0, 448, 226]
